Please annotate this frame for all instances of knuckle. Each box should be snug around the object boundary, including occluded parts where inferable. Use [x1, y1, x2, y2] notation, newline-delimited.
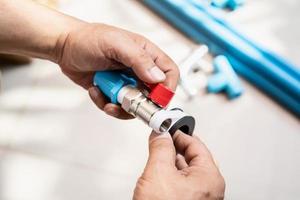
[135, 51, 150, 65]
[138, 51, 149, 61]
[205, 174, 226, 200]
[133, 34, 148, 45]
[193, 136, 202, 143]
[195, 187, 224, 200]
[193, 187, 211, 199]
[104, 46, 116, 59]
[174, 66, 180, 78]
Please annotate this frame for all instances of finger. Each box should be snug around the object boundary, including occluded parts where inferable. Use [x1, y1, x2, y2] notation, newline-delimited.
[146, 131, 176, 170]
[175, 154, 188, 170]
[88, 86, 107, 110]
[63, 69, 94, 89]
[104, 104, 134, 120]
[141, 39, 180, 91]
[173, 130, 215, 167]
[89, 86, 133, 120]
[106, 34, 166, 84]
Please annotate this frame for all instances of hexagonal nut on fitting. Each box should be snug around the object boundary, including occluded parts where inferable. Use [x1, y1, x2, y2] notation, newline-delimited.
[121, 88, 145, 114]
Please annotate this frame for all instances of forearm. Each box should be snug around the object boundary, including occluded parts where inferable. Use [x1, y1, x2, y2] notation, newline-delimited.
[0, 0, 85, 62]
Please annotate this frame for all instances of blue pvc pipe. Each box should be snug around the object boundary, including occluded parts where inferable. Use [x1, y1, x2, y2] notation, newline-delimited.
[149, 0, 300, 101]
[142, 0, 300, 117]
[188, 0, 300, 81]
[227, 56, 300, 116]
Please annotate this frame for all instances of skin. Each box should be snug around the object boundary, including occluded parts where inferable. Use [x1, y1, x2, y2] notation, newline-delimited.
[0, 0, 179, 119]
[134, 131, 225, 200]
[0, 0, 225, 199]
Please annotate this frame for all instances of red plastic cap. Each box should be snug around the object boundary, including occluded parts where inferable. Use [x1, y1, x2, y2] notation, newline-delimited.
[147, 83, 174, 108]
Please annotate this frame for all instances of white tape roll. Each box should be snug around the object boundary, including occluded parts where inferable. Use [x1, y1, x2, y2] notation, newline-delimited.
[149, 109, 186, 134]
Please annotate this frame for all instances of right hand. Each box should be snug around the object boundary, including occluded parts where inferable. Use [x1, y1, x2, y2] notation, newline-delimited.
[134, 131, 225, 200]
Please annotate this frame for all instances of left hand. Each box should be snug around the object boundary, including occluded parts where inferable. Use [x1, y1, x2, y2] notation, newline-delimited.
[55, 23, 180, 119]
[0, 1, 179, 120]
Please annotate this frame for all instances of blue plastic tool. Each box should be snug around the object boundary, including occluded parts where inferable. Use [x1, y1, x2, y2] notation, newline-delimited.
[93, 71, 137, 104]
[142, 0, 300, 117]
[208, 55, 243, 99]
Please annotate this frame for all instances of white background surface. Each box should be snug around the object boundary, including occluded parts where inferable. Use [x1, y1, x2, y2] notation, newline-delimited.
[0, 0, 299, 199]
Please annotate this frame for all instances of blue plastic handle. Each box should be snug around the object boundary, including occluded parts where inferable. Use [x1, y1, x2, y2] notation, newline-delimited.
[93, 71, 137, 104]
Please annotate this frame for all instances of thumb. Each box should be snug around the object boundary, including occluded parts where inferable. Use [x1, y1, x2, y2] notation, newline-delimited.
[146, 131, 176, 169]
[110, 36, 166, 83]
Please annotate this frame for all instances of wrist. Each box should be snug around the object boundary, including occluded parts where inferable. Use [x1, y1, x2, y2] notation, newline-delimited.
[50, 20, 87, 64]
[0, 0, 87, 63]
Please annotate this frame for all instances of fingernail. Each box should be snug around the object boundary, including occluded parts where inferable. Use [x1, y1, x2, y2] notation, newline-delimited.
[148, 66, 166, 82]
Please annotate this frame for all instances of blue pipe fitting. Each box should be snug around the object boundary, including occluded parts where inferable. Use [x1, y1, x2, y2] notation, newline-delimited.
[211, 0, 229, 8]
[227, 0, 245, 10]
[142, 0, 300, 116]
[211, 0, 244, 10]
[93, 71, 137, 104]
[207, 73, 227, 93]
[208, 55, 244, 99]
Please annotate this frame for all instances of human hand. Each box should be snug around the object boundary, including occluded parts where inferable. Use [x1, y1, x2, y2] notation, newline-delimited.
[55, 23, 179, 119]
[0, 1, 179, 119]
[134, 131, 225, 200]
